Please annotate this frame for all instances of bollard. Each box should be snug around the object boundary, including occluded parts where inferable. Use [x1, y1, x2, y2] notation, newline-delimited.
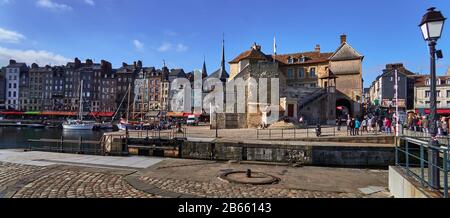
[246, 169, 252, 178]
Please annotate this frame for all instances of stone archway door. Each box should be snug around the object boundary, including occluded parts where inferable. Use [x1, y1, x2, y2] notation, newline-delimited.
[336, 98, 352, 119]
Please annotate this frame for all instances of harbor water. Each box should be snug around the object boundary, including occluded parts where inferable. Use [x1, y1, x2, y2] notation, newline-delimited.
[0, 126, 112, 149]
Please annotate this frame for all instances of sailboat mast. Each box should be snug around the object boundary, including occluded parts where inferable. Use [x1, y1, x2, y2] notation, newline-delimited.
[79, 80, 83, 121]
[127, 83, 131, 121]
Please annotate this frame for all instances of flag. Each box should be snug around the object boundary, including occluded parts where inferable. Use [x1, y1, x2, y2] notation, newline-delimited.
[273, 35, 277, 55]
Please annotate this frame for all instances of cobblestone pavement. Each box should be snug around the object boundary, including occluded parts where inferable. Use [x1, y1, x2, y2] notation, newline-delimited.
[0, 162, 158, 198]
[137, 176, 363, 198]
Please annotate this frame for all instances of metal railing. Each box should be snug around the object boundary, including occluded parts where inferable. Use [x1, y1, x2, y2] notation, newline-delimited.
[396, 135, 449, 198]
[255, 124, 386, 139]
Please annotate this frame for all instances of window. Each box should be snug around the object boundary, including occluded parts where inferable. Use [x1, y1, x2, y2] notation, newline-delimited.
[437, 90, 441, 97]
[299, 56, 305, 62]
[299, 68, 305, 78]
[426, 79, 431, 85]
[287, 69, 294, 78]
[287, 57, 294, 64]
[447, 90, 450, 97]
[310, 68, 316, 77]
[425, 90, 431, 98]
[425, 101, 430, 105]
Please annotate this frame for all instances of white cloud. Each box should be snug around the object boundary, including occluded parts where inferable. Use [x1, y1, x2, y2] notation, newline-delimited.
[84, 0, 94, 6]
[157, 42, 188, 52]
[36, 0, 72, 11]
[0, 47, 71, 66]
[133, 39, 144, 51]
[176, 43, 188, 52]
[0, 27, 25, 43]
[157, 42, 172, 52]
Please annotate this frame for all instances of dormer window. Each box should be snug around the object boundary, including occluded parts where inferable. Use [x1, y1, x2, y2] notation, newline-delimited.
[426, 78, 431, 85]
[299, 56, 306, 63]
[288, 57, 294, 64]
[447, 78, 450, 85]
[437, 79, 441, 85]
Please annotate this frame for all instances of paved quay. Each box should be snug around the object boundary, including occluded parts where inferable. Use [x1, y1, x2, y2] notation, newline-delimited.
[130, 159, 391, 198]
[0, 150, 391, 198]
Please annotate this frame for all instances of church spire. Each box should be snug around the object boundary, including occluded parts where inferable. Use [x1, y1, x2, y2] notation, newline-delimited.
[221, 34, 225, 75]
[202, 56, 208, 79]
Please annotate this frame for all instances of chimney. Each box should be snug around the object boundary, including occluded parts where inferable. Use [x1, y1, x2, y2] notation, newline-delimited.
[137, 60, 142, 68]
[122, 62, 127, 68]
[315, 44, 321, 53]
[86, 59, 93, 65]
[9, 59, 16, 65]
[340, 34, 347, 44]
[447, 67, 450, 76]
[133, 61, 137, 68]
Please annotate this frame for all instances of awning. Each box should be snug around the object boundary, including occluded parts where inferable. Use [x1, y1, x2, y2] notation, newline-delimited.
[41, 111, 77, 116]
[145, 111, 160, 117]
[415, 109, 450, 115]
[167, 112, 184, 117]
[183, 113, 202, 117]
[24, 111, 41, 115]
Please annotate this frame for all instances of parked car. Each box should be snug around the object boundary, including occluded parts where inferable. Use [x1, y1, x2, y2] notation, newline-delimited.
[186, 115, 199, 126]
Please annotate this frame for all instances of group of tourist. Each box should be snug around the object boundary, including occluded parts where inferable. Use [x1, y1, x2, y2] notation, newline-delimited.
[406, 114, 449, 136]
[338, 115, 397, 136]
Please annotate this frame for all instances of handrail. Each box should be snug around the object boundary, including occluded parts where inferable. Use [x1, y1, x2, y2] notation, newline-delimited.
[396, 135, 449, 198]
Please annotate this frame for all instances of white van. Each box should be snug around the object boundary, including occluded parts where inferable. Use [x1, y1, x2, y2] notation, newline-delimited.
[186, 115, 199, 126]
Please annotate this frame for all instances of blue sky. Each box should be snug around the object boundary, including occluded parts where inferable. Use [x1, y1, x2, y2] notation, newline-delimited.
[0, 0, 449, 87]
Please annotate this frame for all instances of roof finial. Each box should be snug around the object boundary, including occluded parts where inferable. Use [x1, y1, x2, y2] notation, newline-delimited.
[163, 59, 166, 67]
[221, 33, 225, 73]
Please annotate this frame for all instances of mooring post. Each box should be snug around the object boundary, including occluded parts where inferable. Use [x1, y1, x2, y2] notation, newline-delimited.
[79, 136, 83, 154]
[60, 135, 64, 153]
[246, 169, 252, 178]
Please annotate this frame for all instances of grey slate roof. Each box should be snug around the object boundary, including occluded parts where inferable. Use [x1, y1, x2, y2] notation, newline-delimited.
[329, 42, 363, 61]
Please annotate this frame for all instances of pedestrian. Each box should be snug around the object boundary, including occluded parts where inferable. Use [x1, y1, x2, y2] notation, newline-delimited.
[422, 116, 429, 134]
[442, 117, 448, 136]
[385, 117, 392, 134]
[378, 117, 383, 133]
[355, 118, 361, 135]
[347, 117, 352, 135]
[349, 118, 355, 136]
[367, 117, 372, 133]
[361, 118, 367, 133]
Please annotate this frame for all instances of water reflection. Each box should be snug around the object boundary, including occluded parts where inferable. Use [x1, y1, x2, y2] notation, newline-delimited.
[0, 127, 113, 149]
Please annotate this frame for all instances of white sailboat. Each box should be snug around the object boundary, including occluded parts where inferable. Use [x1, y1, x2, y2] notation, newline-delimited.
[116, 83, 133, 131]
[62, 80, 95, 130]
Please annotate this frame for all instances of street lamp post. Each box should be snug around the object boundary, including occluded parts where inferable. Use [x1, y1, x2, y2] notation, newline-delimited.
[419, 7, 446, 189]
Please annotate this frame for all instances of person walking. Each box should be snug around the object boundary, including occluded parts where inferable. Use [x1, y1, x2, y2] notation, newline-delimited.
[355, 118, 361, 136]
[385, 117, 392, 134]
[347, 117, 352, 136]
[422, 116, 429, 134]
[361, 118, 367, 134]
[349, 118, 355, 136]
[442, 117, 448, 136]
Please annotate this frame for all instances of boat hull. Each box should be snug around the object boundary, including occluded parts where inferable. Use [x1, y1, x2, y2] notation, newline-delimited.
[62, 123, 95, 130]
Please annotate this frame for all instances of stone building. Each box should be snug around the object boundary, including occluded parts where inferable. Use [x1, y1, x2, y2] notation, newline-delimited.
[26, 63, 51, 111]
[5, 60, 28, 110]
[160, 65, 170, 112]
[99, 61, 116, 113]
[116, 61, 141, 119]
[132, 66, 163, 120]
[368, 63, 416, 111]
[0, 67, 5, 110]
[215, 34, 363, 128]
[414, 72, 450, 115]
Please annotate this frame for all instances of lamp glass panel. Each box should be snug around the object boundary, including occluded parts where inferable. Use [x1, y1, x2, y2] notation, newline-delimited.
[421, 23, 429, 39]
[428, 21, 444, 38]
